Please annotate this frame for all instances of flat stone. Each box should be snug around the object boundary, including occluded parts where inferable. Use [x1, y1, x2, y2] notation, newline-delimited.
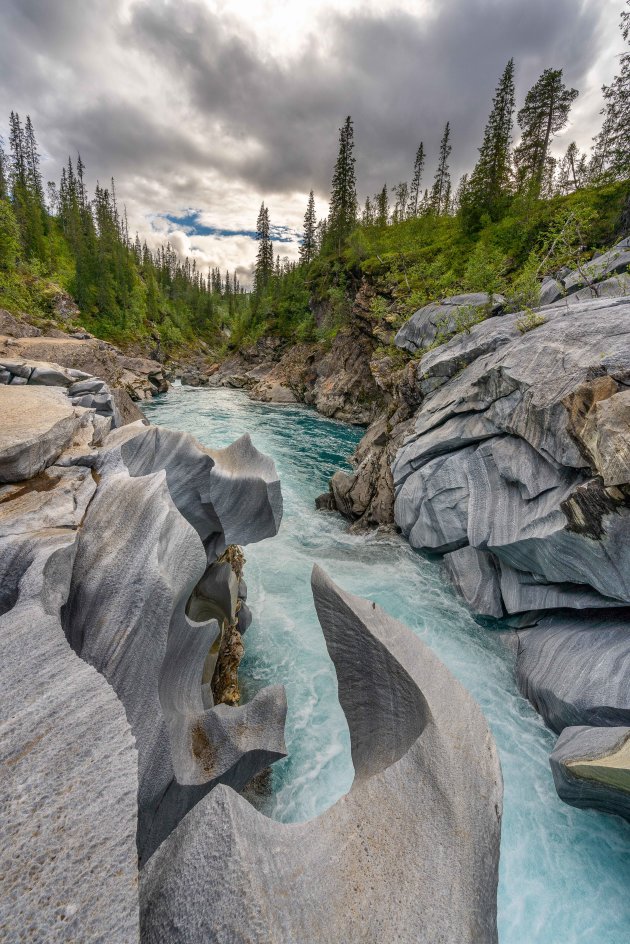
[0, 386, 92, 483]
[539, 277, 563, 305]
[0, 465, 97, 536]
[0, 528, 139, 943]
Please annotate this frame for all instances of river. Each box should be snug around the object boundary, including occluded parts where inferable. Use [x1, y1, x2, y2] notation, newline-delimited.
[143, 384, 630, 944]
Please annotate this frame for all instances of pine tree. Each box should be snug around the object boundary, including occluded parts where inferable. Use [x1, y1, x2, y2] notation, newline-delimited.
[299, 189, 317, 264]
[24, 116, 44, 206]
[592, 3, 629, 180]
[430, 122, 452, 215]
[556, 141, 581, 194]
[409, 142, 425, 217]
[327, 116, 357, 252]
[461, 59, 515, 230]
[254, 202, 273, 292]
[514, 68, 578, 197]
[375, 185, 389, 226]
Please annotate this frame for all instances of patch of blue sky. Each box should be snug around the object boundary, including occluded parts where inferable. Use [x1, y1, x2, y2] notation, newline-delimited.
[160, 210, 299, 244]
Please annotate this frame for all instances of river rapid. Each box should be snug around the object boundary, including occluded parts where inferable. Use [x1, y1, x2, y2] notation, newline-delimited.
[143, 384, 630, 944]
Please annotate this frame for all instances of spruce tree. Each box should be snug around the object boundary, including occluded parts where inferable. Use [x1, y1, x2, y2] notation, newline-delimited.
[0, 139, 8, 201]
[392, 181, 409, 223]
[299, 190, 317, 264]
[430, 122, 452, 215]
[592, 3, 629, 180]
[409, 142, 425, 217]
[514, 68, 578, 197]
[461, 59, 515, 230]
[327, 116, 357, 252]
[254, 202, 273, 292]
[361, 195, 374, 226]
[375, 185, 389, 226]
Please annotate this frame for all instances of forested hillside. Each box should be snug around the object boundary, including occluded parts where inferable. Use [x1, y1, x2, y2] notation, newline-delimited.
[0, 5, 628, 356]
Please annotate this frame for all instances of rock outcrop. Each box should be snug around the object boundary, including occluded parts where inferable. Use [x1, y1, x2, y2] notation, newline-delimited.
[550, 725, 630, 821]
[1, 379, 287, 939]
[0, 313, 168, 401]
[141, 566, 502, 944]
[394, 292, 506, 353]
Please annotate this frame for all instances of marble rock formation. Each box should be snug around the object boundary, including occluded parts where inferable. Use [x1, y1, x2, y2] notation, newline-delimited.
[393, 296, 630, 618]
[550, 725, 630, 821]
[64, 422, 286, 863]
[141, 566, 503, 944]
[515, 610, 630, 734]
[1, 382, 288, 939]
[0, 463, 139, 942]
[394, 292, 505, 353]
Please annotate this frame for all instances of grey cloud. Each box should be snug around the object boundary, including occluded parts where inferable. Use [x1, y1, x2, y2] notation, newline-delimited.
[126, 0, 610, 197]
[0, 0, 619, 271]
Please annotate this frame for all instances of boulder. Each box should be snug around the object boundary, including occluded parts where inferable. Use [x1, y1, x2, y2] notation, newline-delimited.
[140, 567, 502, 944]
[550, 725, 630, 820]
[442, 546, 504, 618]
[395, 293, 505, 353]
[515, 610, 630, 733]
[539, 276, 563, 305]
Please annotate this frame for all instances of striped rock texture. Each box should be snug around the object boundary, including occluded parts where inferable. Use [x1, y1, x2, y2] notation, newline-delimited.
[141, 567, 502, 944]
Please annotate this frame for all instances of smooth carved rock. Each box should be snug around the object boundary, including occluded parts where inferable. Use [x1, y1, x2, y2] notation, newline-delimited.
[550, 725, 630, 821]
[0, 385, 93, 483]
[0, 528, 139, 943]
[443, 546, 503, 618]
[395, 292, 505, 353]
[63, 422, 286, 863]
[393, 298, 630, 618]
[140, 566, 502, 944]
[516, 610, 630, 733]
[0, 466, 97, 536]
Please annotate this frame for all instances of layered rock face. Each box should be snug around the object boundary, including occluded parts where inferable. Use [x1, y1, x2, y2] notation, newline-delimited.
[1, 376, 287, 939]
[390, 287, 630, 820]
[141, 566, 502, 944]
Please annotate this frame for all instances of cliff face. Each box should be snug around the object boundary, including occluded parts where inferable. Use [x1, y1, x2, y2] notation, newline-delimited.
[338, 245, 630, 821]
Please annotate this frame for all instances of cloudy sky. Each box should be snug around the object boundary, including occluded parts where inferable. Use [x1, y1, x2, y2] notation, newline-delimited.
[0, 0, 625, 283]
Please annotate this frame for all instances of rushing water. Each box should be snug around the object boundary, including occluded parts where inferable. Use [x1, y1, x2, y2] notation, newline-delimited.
[143, 385, 630, 944]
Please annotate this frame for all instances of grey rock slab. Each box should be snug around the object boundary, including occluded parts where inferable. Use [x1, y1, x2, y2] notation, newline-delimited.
[443, 546, 504, 618]
[395, 292, 505, 352]
[0, 465, 97, 536]
[498, 559, 624, 614]
[64, 422, 285, 863]
[141, 566, 502, 944]
[0, 528, 139, 943]
[550, 725, 630, 820]
[563, 242, 630, 294]
[0, 385, 93, 483]
[403, 297, 630, 470]
[516, 610, 630, 732]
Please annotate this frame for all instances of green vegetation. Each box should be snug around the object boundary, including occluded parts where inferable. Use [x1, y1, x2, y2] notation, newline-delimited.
[0, 113, 245, 350]
[240, 9, 629, 349]
[0, 4, 628, 358]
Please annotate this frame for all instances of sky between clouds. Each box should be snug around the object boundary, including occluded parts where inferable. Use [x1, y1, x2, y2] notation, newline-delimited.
[0, 0, 625, 283]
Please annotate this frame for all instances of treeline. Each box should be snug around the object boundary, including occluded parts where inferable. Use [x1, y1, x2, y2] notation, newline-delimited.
[246, 5, 629, 341]
[0, 115, 245, 346]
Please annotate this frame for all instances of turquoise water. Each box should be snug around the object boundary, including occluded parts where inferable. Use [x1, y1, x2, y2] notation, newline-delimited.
[143, 385, 630, 944]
